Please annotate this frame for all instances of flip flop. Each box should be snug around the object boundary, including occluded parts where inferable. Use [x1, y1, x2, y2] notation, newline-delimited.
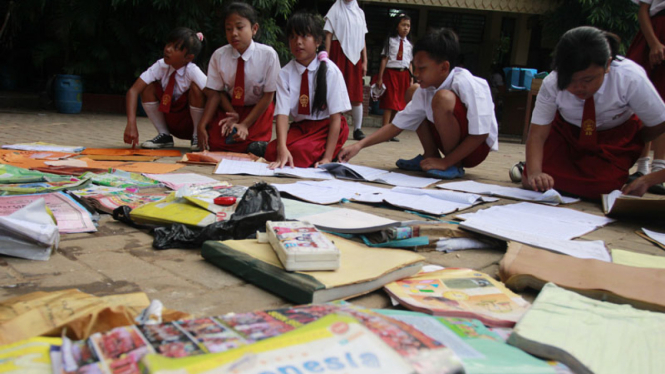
[396, 154, 425, 171]
[426, 165, 465, 179]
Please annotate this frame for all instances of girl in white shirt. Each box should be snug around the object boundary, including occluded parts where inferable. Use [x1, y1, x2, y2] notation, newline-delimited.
[524, 26, 665, 200]
[376, 14, 413, 142]
[265, 12, 352, 168]
[196, 2, 281, 154]
[124, 28, 206, 150]
[324, 0, 368, 141]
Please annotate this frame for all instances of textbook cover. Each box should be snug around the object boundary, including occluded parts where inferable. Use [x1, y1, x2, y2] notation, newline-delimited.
[140, 314, 418, 374]
[384, 268, 530, 327]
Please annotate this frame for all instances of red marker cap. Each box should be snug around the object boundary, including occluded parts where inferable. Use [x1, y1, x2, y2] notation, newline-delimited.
[214, 196, 237, 206]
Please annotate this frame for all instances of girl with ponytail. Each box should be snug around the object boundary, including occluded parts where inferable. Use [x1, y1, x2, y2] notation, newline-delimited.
[265, 12, 351, 168]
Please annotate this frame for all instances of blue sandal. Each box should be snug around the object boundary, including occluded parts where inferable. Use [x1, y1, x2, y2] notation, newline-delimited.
[396, 154, 425, 171]
[426, 165, 465, 179]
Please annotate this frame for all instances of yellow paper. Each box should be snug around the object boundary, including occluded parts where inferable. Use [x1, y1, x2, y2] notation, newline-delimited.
[130, 193, 218, 227]
[0, 336, 61, 374]
[611, 249, 665, 269]
[0, 289, 152, 345]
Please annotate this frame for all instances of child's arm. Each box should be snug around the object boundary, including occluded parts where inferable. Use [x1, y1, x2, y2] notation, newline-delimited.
[124, 78, 148, 148]
[622, 168, 665, 196]
[420, 134, 488, 171]
[315, 113, 342, 167]
[269, 114, 293, 169]
[196, 88, 222, 151]
[338, 124, 402, 162]
[524, 123, 555, 191]
[640, 121, 665, 142]
[376, 56, 388, 88]
[637, 2, 665, 68]
[222, 91, 275, 141]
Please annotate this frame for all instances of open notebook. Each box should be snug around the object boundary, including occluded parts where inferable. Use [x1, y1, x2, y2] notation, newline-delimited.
[319, 162, 440, 188]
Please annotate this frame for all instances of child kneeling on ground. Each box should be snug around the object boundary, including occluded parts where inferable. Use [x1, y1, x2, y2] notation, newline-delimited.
[124, 27, 206, 150]
[338, 28, 498, 179]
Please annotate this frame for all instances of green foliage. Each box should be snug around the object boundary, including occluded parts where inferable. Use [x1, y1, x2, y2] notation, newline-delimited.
[543, 0, 639, 54]
[4, 0, 296, 93]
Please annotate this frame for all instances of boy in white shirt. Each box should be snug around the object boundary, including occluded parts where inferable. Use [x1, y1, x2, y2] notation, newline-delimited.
[338, 28, 499, 179]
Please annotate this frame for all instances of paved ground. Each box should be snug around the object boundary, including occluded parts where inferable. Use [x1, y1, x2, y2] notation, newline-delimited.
[0, 108, 663, 317]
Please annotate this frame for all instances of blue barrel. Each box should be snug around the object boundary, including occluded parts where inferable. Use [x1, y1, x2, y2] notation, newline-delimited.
[54, 74, 83, 114]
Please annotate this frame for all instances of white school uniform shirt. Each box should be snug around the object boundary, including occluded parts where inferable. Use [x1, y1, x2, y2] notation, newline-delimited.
[382, 36, 413, 70]
[324, 0, 368, 64]
[139, 59, 206, 101]
[632, 0, 665, 17]
[275, 58, 352, 123]
[392, 67, 499, 151]
[205, 41, 280, 106]
[531, 57, 665, 129]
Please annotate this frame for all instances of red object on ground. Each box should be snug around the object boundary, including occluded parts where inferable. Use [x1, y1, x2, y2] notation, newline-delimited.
[214, 196, 237, 206]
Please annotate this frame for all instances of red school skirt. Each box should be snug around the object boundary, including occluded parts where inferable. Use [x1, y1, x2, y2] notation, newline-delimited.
[533, 113, 644, 200]
[380, 68, 410, 111]
[155, 84, 194, 140]
[329, 40, 364, 103]
[427, 93, 490, 168]
[207, 102, 274, 153]
[626, 12, 665, 101]
[264, 116, 349, 168]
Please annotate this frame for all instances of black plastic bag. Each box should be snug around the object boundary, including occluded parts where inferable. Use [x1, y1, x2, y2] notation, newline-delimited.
[152, 182, 285, 249]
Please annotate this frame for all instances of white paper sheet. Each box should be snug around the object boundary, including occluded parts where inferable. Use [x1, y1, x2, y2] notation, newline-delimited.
[299, 208, 398, 233]
[273, 180, 491, 215]
[457, 202, 613, 262]
[437, 180, 580, 205]
[142, 173, 218, 190]
[214, 159, 334, 180]
[642, 228, 665, 248]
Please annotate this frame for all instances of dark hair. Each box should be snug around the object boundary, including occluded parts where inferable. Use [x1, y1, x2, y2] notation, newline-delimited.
[382, 14, 411, 57]
[166, 27, 202, 59]
[552, 26, 620, 90]
[413, 27, 460, 69]
[223, 2, 259, 27]
[287, 11, 328, 114]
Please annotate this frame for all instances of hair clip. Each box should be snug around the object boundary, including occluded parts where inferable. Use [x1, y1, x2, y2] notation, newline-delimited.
[196, 32, 204, 41]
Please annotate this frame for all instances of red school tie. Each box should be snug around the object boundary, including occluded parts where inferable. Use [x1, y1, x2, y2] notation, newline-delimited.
[397, 39, 404, 61]
[232, 57, 245, 106]
[298, 68, 310, 115]
[579, 97, 597, 148]
[158, 71, 176, 113]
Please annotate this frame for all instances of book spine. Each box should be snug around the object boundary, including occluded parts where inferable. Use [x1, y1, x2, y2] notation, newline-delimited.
[201, 242, 325, 304]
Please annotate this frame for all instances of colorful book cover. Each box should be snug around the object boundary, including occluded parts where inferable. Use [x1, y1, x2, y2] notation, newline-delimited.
[140, 314, 417, 374]
[0, 192, 96, 233]
[383, 268, 530, 327]
[0, 337, 62, 374]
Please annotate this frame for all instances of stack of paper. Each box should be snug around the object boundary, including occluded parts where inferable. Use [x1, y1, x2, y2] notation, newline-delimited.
[637, 228, 665, 250]
[0, 199, 59, 261]
[320, 162, 440, 188]
[142, 173, 219, 190]
[508, 283, 665, 374]
[0, 192, 96, 233]
[2, 142, 85, 153]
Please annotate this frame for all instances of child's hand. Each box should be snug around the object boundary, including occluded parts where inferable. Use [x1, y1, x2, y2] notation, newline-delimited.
[219, 112, 240, 136]
[123, 123, 139, 149]
[622, 175, 650, 197]
[527, 172, 554, 192]
[197, 127, 209, 151]
[269, 146, 294, 169]
[314, 157, 332, 168]
[233, 123, 249, 141]
[337, 144, 360, 163]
